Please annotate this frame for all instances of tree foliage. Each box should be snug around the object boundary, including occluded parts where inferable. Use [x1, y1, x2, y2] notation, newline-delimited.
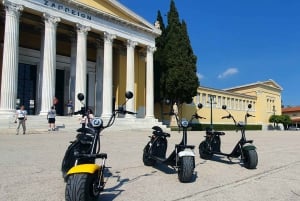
[154, 0, 199, 105]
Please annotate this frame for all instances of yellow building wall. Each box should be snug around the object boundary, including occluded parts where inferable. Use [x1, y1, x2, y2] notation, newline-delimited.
[228, 86, 282, 125]
[135, 52, 146, 115]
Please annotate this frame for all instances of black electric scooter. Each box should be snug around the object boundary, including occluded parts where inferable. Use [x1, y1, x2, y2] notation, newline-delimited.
[198, 104, 258, 169]
[62, 91, 136, 201]
[142, 103, 204, 182]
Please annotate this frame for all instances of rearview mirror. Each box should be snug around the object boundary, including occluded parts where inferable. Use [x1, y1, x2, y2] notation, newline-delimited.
[248, 104, 252, 109]
[125, 91, 133, 99]
[222, 105, 227, 110]
[197, 103, 203, 109]
[77, 93, 84, 101]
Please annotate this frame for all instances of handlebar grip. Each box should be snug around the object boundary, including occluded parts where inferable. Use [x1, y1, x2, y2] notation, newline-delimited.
[126, 111, 137, 115]
[221, 115, 231, 119]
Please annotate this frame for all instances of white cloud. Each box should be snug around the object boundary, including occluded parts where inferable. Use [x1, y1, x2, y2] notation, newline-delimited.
[218, 68, 238, 79]
[197, 72, 204, 81]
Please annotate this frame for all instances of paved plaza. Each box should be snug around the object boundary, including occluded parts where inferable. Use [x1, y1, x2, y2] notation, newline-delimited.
[0, 127, 300, 201]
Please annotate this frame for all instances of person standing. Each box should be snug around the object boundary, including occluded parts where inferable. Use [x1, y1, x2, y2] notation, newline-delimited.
[15, 105, 27, 135]
[47, 106, 56, 131]
[66, 100, 73, 116]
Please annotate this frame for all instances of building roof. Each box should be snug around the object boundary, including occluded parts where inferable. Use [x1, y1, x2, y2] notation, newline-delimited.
[67, 0, 161, 36]
[224, 79, 283, 92]
[282, 106, 300, 113]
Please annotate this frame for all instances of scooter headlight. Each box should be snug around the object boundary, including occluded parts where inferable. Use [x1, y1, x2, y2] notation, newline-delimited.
[181, 120, 189, 128]
[91, 117, 103, 128]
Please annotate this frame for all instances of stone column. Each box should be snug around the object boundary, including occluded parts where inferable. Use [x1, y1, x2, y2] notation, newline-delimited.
[101, 32, 115, 118]
[0, 2, 23, 115]
[126, 40, 137, 117]
[74, 24, 90, 112]
[36, 27, 45, 115]
[69, 33, 77, 105]
[145, 46, 156, 118]
[39, 13, 60, 115]
[95, 40, 104, 116]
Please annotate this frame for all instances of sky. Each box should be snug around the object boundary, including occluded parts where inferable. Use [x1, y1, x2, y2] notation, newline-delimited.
[118, 0, 300, 106]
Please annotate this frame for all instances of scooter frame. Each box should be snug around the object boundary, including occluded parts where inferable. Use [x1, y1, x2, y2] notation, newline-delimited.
[199, 104, 258, 169]
[143, 103, 204, 182]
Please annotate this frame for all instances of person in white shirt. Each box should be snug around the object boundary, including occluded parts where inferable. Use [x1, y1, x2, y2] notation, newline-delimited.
[15, 105, 27, 135]
[47, 106, 56, 131]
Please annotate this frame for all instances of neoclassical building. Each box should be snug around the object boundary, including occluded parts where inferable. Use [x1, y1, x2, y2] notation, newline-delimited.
[157, 79, 283, 130]
[0, 0, 161, 119]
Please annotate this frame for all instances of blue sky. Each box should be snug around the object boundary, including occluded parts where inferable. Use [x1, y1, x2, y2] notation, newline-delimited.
[118, 0, 300, 106]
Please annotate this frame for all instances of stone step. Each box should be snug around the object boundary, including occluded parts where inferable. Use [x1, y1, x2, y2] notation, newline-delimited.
[0, 115, 169, 134]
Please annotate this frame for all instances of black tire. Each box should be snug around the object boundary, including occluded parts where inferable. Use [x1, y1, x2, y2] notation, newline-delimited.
[143, 144, 156, 166]
[65, 173, 99, 201]
[178, 156, 194, 183]
[62, 142, 80, 180]
[199, 141, 213, 159]
[243, 149, 258, 169]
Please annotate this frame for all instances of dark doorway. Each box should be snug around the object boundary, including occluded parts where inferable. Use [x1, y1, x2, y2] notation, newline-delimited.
[55, 69, 65, 116]
[17, 63, 37, 115]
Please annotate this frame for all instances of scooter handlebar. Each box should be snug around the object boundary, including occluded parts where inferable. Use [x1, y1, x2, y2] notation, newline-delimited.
[221, 115, 231, 119]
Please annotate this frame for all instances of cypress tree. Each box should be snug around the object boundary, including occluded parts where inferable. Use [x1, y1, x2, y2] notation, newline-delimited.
[162, 0, 199, 105]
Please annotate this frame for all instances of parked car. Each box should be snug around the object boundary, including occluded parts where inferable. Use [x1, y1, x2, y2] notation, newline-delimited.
[288, 126, 299, 130]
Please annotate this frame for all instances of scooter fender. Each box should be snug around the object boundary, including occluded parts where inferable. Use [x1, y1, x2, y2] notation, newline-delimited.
[178, 148, 195, 157]
[67, 164, 100, 175]
[242, 143, 256, 151]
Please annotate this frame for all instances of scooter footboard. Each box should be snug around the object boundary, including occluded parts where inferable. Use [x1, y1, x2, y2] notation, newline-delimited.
[67, 164, 101, 175]
[178, 148, 195, 157]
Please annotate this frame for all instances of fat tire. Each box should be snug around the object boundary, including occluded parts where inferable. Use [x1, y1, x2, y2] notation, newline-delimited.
[61, 142, 80, 180]
[65, 173, 99, 201]
[143, 144, 156, 166]
[243, 149, 258, 169]
[199, 141, 213, 159]
[178, 156, 194, 183]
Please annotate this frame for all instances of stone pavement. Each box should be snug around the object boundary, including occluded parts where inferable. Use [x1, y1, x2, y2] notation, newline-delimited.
[0, 126, 300, 201]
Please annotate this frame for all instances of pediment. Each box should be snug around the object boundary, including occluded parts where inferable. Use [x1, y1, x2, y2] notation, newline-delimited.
[73, 0, 158, 32]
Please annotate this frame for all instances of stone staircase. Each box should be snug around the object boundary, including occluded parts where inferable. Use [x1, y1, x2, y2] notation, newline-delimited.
[0, 114, 169, 134]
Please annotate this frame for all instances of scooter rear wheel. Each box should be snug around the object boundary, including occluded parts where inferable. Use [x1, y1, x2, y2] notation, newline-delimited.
[199, 141, 213, 159]
[65, 173, 100, 201]
[178, 156, 194, 183]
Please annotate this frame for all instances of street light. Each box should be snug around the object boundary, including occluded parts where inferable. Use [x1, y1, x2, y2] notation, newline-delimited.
[207, 95, 217, 130]
[272, 105, 276, 128]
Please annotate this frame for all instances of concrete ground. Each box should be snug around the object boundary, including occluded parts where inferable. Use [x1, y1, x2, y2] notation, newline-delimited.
[0, 127, 300, 201]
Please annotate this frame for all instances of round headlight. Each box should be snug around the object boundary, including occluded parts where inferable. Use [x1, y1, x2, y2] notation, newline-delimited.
[91, 118, 102, 127]
[181, 120, 189, 128]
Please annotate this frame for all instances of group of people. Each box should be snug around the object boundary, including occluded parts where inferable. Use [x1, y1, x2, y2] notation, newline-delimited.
[14, 99, 96, 135]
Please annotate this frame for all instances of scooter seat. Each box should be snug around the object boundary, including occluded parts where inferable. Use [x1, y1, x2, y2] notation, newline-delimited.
[152, 126, 170, 137]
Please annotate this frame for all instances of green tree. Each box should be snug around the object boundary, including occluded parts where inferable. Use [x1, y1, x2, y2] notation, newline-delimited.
[158, 0, 199, 105]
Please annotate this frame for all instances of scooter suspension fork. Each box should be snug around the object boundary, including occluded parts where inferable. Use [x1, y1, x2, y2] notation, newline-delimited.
[97, 158, 106, 190]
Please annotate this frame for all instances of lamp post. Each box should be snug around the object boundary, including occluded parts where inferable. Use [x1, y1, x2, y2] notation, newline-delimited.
[208, 95, 216, 130]
[272, 105, 276, 128]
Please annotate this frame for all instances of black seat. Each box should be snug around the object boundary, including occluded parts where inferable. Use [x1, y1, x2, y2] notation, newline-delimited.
[152, 126, 170, 137]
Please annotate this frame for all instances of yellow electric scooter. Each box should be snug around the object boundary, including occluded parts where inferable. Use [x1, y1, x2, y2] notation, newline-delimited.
[63, 91, 136, 201]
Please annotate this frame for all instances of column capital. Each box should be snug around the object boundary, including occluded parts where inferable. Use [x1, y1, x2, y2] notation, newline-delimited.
[104, 32, 116, 43]
[76, 23, 91, 34]
[147, 46, 156, 53]
[43, 13, 60, 25]
[127, 39, 138, 48]
[3, 1, 23, 16]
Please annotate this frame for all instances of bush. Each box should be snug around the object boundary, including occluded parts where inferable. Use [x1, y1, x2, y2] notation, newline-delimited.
[169, 123, 262, 131]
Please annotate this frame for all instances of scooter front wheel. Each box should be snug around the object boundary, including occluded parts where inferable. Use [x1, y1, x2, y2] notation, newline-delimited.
[178, 156, 194, 183]
[243, 149, 258, 169]
[65, 173, 100, 201]
[199, 141, 213, 159]
[143, 144, 156, 166]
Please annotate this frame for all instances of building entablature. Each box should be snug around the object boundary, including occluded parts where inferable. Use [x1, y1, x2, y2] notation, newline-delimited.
[10, 0, 159, 47]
